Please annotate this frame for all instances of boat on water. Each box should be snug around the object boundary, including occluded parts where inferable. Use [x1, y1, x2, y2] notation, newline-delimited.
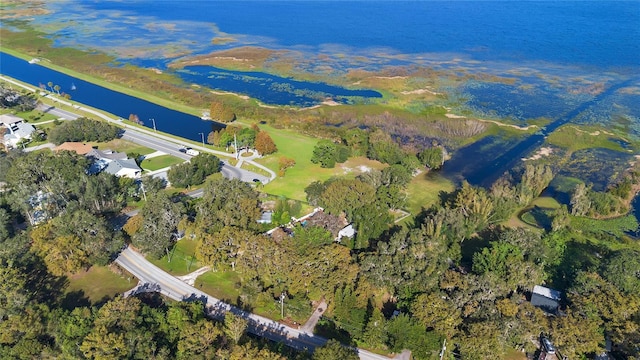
[71, 83, 76, 91]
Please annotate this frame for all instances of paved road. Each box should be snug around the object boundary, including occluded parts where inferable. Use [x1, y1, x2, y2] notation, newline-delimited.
[2, 75, 275, 183]
[115, 247, 395, 360]
[37, 103, 268, 183]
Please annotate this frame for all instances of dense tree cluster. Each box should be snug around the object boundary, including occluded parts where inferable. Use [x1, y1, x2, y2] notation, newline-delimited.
[0, 86, 38, 111]
[48, 117, 120, 145]
[1, 135, 639, 360]
[310, 139, 351, 168]
[167, 153, 221, 188]
[207, 124, 277, 155]
[210, 101, 237, 123]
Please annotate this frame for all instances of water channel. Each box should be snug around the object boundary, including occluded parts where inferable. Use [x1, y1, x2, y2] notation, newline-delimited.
[1, 52, 224, 141]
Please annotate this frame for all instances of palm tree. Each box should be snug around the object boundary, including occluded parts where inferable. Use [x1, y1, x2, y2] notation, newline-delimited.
[53, 84, 60, 95]
[47, 81, 53, 92]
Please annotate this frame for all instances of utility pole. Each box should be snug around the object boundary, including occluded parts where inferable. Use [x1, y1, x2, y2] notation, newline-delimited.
[140, 182, 147, 202]
[150, 118, 156, 131]
[439, 338, 446, 360]
[280, 292, 286, 319]
[199, 132, 205, 147]
[234, 133, 239, 160]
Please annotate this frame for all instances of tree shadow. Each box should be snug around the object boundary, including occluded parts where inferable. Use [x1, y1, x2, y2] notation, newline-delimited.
[314, 317, 356, 347]
[60, 289, 91, 310]
[460, 235, 490, 269]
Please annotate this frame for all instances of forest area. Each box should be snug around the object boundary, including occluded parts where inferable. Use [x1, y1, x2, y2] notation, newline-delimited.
[1, 132, 640, 359]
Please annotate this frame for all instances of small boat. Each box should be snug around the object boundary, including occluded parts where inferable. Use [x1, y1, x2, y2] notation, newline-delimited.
[71, 83, 76, 90]
[28, 58, 40, 64]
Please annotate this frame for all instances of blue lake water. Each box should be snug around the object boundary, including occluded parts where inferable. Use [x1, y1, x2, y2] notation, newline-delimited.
[0, 53, 224, 141]
[37, 1, 640, 69]
[175, 65, 382, 107]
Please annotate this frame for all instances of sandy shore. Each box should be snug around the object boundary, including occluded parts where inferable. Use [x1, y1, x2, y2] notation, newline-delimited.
[445, 113, 538, 131]
[522, 147, 553, 161]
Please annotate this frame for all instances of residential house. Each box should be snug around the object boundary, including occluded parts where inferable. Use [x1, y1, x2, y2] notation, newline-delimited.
[337, 224, 356, 242]
[1, 114, 35, 148]
[531, 285, 562, 314]
[266, 207, 356, 242]
[53, 142, 141, 178]
[103, 158, 142, 178]
[85, 148, 141, 177]
[257, 211, 273, 224]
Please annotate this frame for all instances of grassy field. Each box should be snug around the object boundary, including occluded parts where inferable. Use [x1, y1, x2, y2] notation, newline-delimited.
[65, 265, 134, 305]
[405, 171, 455, 215]
[0, 107, 58, 123]
[148, 238, 201, 276]
[257, 123, 386, 200]
[93, 138, 155, 155]
[140, 154, 183, 171]
[195, 271, 242, 304]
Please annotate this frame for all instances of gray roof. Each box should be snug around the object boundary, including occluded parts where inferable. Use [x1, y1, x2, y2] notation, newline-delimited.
[103, 158, 141, 176]
[12, 122, 35, 138]
[257, 211, 273, 224]
[86, 148, 127, 161]
[531, 285, 561, 314]
[0, 114, 23, 126]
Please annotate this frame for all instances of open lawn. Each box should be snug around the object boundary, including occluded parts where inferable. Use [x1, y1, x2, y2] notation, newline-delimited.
[195, 271, 241, 304]
[0, 107, 58, 123]
[257, 123, 386, 200]
[93, 138, 155, 155]
[140, 154, 183, 171]
[149, 239, 201, 276]
[65, 265, 134, 305]
[405, 171, 455, 215]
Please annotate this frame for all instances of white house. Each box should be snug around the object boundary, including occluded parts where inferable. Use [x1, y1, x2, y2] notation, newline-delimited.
[103, 158, 142, 178]
[0, 114, 35, 149]
[337, 224, 356, 242]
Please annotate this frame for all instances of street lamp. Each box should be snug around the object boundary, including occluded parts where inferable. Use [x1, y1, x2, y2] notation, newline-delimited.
[280, 291, 286, 319]
[150, 118, 156, 131]
[198, 132, 205, 147]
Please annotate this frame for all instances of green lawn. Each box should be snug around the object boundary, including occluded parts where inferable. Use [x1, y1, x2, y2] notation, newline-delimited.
[195, 271, 241, 304]
[148, 239, 201, 276]
[0, 108, 58, 123]
[90, 138, 156, 155]
[65, 265, 134, 305]
[141, 154, 184, 171]
[256, 123, 390, 200]
[405, 171, 455, 215]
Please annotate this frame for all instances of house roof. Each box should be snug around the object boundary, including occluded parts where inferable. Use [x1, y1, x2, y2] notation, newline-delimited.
[303, 209, 348, 237]
[531, 285, 562, 314]
[54, 142, 94, 155]
[533, 285, 562, 301]
[103, 158, 141, 176]
[338, 224, 356, 239]
[257, 211, 273, 224]
[0, 114, 23, 127]
[12, 122, 35, 138]
[86, 148, 127, 161]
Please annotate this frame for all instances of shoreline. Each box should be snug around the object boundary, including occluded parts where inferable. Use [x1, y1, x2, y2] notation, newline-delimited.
[445, 113, 538, 131]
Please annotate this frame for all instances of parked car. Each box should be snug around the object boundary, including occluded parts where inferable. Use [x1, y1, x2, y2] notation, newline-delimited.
[541, 335, 556, 354]
[179, 147, 199, 156]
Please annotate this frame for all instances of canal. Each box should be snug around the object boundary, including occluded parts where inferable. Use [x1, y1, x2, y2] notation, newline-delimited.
[0, 52, 224, 142]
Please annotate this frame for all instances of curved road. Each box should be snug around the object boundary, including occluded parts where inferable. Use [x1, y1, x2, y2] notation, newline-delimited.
[115, 247, 395, 360]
